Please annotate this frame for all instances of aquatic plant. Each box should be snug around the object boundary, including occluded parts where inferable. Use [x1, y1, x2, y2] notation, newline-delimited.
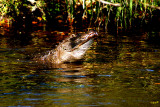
[64, 0, 160, 32]
[0, 0, 159, 31]
[0, 0, 45, 26]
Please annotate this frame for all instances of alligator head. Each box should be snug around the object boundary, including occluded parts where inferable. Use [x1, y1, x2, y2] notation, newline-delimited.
[40, 30, 98, 64]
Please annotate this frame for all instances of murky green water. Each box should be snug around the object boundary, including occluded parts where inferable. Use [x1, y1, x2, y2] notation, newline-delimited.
[0, 29, 160, 106]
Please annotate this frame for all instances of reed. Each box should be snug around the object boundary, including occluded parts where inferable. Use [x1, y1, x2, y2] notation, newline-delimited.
[0, 0, 159, 31]
[78, 0, 160, 31]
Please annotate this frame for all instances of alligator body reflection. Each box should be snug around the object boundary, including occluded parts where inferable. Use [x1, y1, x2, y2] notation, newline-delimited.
[40, 30, 98, 64]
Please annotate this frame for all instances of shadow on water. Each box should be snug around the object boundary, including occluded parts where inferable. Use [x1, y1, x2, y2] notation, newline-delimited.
[0, 26, 160, 106]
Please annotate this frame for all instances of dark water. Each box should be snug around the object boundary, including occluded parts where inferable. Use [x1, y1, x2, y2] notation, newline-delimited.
[0, 28, 160, 106]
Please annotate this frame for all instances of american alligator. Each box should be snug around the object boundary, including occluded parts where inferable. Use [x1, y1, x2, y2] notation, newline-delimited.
[39, 30, 98, 64]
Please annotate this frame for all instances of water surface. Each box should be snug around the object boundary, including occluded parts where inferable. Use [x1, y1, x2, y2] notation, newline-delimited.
[0, 29, 160, 106]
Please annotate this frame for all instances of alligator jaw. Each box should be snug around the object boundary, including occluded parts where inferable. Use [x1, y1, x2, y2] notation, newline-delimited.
[65, 30, 98, 62]
[71, 38, 94, 60]
[70, 31, 98, 52]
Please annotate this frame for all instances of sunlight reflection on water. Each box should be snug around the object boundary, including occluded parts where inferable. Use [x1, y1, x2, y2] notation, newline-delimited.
[0, 30, 160, 106]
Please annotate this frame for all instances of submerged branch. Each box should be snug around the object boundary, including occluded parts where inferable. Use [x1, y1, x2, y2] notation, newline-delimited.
[144, 3, 160, 10]
[99, 0, 160, 10]
[99, 0, 121, 7]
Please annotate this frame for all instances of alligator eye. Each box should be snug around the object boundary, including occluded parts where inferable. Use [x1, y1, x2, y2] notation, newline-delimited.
[72, 34, 76, 37]
[63, 47, 67, 50]
[89, 33, 93, 36]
